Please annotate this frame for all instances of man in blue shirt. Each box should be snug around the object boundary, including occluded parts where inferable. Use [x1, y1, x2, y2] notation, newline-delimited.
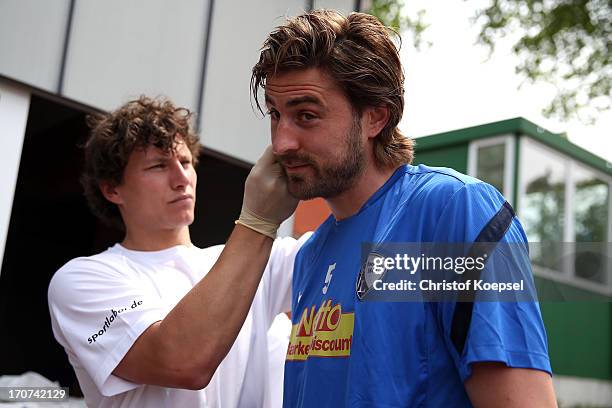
[251, 9, 557, 407]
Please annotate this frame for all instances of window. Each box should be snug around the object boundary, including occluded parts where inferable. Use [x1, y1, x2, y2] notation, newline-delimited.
[468, 135, 514, 202]
[477, 144, 505, 193]
[520, 141, 566, 272]
[519, 138, 612, 293]
[573, 165, 609, 283]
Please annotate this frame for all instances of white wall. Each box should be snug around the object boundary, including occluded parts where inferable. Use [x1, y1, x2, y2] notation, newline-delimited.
[314, 0, 356, 14]
[554, 375, 612, 407]
[0, 0, 358, 166]
[0, 0, 71, 92]
[62, 0, 209, 111]
[0, 80, 30, 270]
[199, 0, 306, 163]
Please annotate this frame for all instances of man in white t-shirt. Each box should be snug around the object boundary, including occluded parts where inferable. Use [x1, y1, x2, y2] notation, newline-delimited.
[48, 96, 305, 407]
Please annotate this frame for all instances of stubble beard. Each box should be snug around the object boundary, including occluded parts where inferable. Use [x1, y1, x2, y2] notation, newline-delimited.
[281, 116, 365, 200]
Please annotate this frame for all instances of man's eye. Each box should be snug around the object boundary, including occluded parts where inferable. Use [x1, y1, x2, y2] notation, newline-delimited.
[299, 112, 316, 121]
[181, 160, 192, 168]
[149, 163, 165, 169]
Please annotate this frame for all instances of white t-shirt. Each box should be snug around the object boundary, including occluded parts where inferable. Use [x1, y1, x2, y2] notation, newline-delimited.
[48, 236, 308, 408]
[265, 314, 292, 408]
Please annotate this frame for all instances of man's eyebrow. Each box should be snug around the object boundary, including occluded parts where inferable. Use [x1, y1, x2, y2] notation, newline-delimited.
[286, 95, 323, 108]
[142, 150, 171, 161]
[143, 155, 168, 164]
[264, 94, 324, 108]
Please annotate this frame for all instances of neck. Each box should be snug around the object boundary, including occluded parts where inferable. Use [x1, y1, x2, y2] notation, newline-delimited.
[121, 226, 192, 251]
[327, 164, 398, 221]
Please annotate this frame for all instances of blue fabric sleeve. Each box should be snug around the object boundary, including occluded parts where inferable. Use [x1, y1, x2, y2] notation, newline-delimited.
[432, 182, 552, 381]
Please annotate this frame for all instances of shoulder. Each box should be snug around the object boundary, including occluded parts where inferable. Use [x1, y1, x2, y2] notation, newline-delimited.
[50, 249, 124, 284]
[400, 164, 504, 208]
[412, 168, 509, 242]
[48, 247, 127, 303]
[272, 233, 313, 258]
[402, 164, 486, 198]
[388, 165, 510, 242]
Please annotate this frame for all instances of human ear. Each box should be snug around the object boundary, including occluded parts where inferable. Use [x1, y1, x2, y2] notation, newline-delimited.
[99, 181, 123, 205]
[363, 106, 390, 139]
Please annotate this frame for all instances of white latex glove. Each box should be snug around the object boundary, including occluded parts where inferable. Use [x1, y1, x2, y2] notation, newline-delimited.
[236, 146, 299, 238]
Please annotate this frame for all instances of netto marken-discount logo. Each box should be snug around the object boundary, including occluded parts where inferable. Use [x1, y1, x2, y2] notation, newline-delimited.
[87, 300, 143, 344]
[287, 299, 354, 361]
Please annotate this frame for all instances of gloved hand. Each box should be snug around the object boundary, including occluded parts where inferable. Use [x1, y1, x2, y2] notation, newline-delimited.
[236, 146, 299, 238]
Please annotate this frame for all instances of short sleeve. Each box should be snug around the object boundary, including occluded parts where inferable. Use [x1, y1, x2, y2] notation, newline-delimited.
[48, 256, 167, 396]
[431, 182, 552, 380]
[262, 233, 313, 324]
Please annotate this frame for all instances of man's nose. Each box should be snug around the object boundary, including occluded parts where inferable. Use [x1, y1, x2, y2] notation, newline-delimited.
[272, 119, 300, 156]
[170, 160, 191, 189]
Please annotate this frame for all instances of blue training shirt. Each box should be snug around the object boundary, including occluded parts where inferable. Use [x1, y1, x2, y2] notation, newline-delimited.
[284, 164, 551, 407]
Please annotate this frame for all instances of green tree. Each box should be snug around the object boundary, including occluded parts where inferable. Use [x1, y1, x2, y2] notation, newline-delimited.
[474, 0, 611, 123]
[366, 0, 611, 123]
[365, 0, 429, 49]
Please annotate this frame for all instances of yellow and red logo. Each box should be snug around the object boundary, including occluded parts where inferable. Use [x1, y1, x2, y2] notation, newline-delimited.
[287, 299, 354, 361]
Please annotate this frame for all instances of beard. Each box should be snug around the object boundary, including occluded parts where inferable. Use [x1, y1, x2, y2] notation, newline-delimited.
[277, 115, 365, 200]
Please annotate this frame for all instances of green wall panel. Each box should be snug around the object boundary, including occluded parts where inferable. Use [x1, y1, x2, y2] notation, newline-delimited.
[536, 277, 612, 380]
[413, 143, 468, 173]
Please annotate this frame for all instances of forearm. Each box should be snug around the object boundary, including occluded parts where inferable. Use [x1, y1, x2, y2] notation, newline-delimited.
[159, 224, 272, 372]
[114, 225, 274, 388]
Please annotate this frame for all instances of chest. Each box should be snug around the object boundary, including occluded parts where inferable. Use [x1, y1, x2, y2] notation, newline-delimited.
[125, 258, 203, 309]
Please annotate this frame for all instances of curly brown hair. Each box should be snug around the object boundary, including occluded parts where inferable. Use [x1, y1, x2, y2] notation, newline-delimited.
[251, 9, 413, 168]
[81, 96, 202, 229]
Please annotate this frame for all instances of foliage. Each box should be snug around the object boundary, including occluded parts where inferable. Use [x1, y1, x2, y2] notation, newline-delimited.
[473, 0, 611, 123]
[365, 0, 430, 49]
[366, 0, 611, 123]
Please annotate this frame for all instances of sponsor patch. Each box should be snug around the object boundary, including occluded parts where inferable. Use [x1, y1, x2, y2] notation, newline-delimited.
[287, 299, 354, 361]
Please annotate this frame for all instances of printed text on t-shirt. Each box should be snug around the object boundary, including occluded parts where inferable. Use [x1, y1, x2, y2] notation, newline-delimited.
[87, 300, 143, 344]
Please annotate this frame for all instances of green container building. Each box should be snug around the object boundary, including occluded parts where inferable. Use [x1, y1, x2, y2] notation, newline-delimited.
[414, 117, 612, 407]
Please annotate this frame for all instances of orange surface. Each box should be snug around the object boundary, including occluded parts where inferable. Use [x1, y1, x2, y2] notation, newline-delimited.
[293, 198, 331, 237]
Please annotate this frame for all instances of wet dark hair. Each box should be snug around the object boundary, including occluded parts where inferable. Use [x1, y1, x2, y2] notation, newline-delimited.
[252, 9, 413, 168]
